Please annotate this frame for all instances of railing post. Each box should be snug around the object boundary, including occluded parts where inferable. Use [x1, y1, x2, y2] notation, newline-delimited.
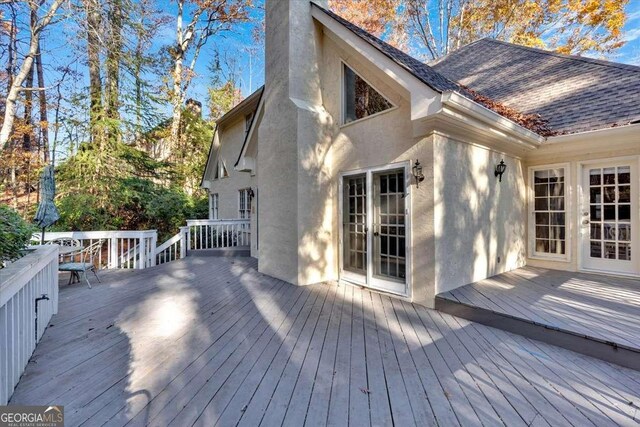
[180, 226, 188, 259]
[139, 233, 146, 269]
[150, 232, 157, 267]
[110, 237, 118, 268]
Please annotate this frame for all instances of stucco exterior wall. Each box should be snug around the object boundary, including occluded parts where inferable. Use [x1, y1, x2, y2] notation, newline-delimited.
[203, 116, 258, 256]
[319, 34, 437, 307]
[523, 134, 640, 273]
[257, 0, 335, 286]
[433, 134, 527, 294]
[207, 117, 255, 220]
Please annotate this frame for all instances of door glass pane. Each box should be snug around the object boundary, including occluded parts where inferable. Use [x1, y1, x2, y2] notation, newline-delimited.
[343, 174, 367, 274]
[587, 165, 632, 261]
[373, 169, 406, 281]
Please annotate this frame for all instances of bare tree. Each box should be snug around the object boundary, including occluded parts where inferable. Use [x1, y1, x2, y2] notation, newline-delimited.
[0, 0, 64, 149]
[169, 0, 250, 146]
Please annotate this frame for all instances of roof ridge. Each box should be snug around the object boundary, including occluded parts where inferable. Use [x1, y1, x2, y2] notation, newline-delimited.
[478, 38, 640, 73]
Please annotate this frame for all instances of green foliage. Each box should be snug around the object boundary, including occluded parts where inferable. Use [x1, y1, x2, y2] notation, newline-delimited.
[0, 205, 37, 265]
[53, 178, 207, 241]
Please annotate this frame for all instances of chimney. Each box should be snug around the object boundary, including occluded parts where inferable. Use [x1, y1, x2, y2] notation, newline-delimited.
[257, 0, 335, 286]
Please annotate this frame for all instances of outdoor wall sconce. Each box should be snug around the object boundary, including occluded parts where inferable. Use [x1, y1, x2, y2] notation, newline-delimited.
[247, 188, 255, 199]
[412, 159, 425, 188]
[495, 159, 507, 182]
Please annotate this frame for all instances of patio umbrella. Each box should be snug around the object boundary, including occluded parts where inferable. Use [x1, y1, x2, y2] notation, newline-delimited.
[34, 165, 60, 244]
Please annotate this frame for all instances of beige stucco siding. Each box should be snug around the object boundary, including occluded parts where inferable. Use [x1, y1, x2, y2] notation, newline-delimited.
[319, 33, 437, 306]
[433, 134, 527, 294]
[204, 116, 258, 255]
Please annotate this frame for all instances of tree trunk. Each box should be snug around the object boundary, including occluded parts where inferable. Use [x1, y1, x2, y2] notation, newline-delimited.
[0, 0, 64, 149]
[85, 0, 103, 147]
[105, 0, 123, 143]
[170, 54, 184, 147]
[36, 42, 49, 162]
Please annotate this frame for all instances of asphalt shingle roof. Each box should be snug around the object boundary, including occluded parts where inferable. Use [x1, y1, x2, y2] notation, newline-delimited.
[431, 39, 640, 135]
[314, 3, 640, 136]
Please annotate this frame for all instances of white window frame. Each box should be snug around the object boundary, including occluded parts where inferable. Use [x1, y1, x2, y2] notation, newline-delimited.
[528, 163, 571, 261]
[209, 193, 219, 220]
[238, 188, 251, 219]
[340, 60, 397, 127]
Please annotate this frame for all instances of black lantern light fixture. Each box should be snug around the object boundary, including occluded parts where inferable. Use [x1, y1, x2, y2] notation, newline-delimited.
[412, 159, 425, 188]
[247, 188, 255, 199]
[495, 159, 507, 182]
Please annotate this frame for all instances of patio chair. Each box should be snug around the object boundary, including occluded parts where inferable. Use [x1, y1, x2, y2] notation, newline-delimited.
[56, 239, 104, 288]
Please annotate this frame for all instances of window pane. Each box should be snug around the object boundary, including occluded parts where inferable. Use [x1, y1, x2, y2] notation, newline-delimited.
[618, 166, 631, 184]
[590, 169, 601, 185]
[534, 198, 548, 211]
[590, 241, 602, 258]
[619, 205, 631, 221]
[604, 242, 616, 259]
[534, 184, 548, 197]
[603, 168, 616, 184]
[619, 243, 631, 261]
[590, 187, 601, 203]
[549, 197, 564, 211]
[603, 205, 615, 220]
[603, 187, 616, 203]
[343, 64, 392, 123]
[619, 186, 630, 203]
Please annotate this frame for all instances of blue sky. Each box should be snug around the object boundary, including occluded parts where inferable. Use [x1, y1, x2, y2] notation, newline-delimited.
[35, 0, 640, 124]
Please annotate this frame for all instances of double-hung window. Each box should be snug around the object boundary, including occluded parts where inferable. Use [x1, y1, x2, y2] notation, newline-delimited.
[210, 193, 219, 220]
[239, 188, 251, 219]
[530, 165, 568, 258]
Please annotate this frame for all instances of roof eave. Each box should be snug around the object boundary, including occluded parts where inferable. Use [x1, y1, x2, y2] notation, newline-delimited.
[216, 86, 264, 128]
[545, 122, 640, 144]
[441, 91, 545, 149]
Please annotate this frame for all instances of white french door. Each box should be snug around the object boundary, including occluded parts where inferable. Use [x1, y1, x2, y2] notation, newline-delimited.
[340, 165, 409, 295]
[580, 161, 639, 275]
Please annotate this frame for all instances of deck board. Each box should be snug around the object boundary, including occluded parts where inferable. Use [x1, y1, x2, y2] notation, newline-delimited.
[439, 267, 640, 352]
[8, 258, 640, 426]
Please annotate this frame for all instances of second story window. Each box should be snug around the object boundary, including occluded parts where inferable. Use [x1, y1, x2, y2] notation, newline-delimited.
[245, 112, 254, 133]
[210, 193, 219, 220]
[239, 188, 251, 219]
[343, 63, 392, 124]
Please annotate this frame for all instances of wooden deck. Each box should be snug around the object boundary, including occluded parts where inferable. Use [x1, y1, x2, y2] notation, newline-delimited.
[437, 267, 640, 357]
[9, 258, 640, 426]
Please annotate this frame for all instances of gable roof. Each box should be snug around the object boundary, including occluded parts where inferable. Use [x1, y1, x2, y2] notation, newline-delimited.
[431, 39, 640, 135]
[312, 4, 549, 135]
[313, 3, 640, 136]
[312, 4, 461, 94]
[216, 86, 264, 127]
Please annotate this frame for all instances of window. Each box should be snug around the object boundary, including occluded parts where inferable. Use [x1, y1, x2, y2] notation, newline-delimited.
[221, 160, 229, 178]
[245, 112, 254, 132]
[531, 166, 567, 257]
[214, 161, 219, 179]
[239, 188, 251, 219]
[210, 193, 219, 220]
[343, 64, 392, 124]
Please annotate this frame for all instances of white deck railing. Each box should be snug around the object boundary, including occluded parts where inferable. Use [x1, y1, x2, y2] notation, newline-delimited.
[33, 230, 158, 269]
[186, 219, 251, 250]
[30, 220, 250, 271]
[155, 227, 188, 265]
[0, 245, 59, 405]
